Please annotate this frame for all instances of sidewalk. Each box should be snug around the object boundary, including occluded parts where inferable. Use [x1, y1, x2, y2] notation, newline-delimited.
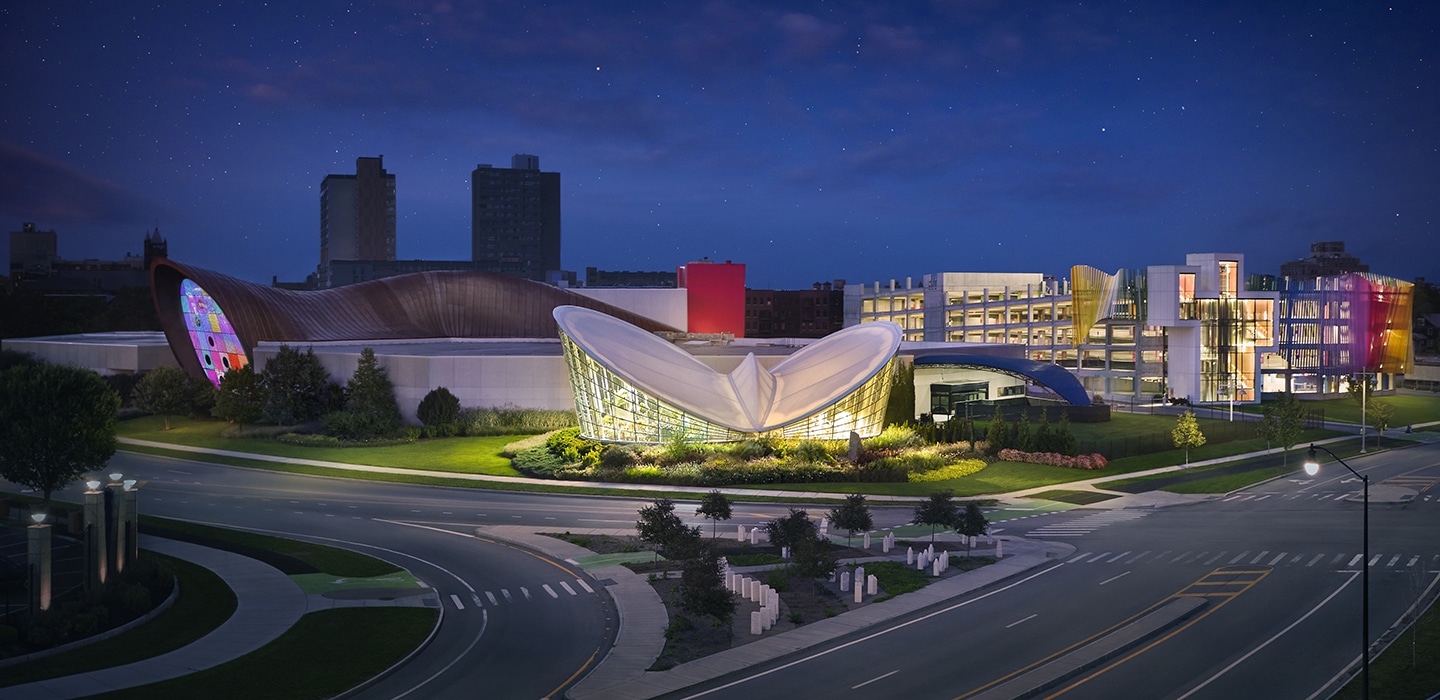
[475, 525, 1075, 700]
[0, 536, 438, 700]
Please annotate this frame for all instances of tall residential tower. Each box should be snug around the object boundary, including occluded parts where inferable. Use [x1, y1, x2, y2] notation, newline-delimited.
[471, 154, 560, 281]
[321, 156, 396, 266]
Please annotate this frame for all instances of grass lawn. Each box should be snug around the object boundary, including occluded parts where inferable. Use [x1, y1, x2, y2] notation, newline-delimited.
[91, 608, 438, 700]
[1233, 394, 1440, 427]
[117, 415, 522, 476]
[1333, 592, 1440, 700]
[0, 554, 237, 687]
[141, 515, 402, 577]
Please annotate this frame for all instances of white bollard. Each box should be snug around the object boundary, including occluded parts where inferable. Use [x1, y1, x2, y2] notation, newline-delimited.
[933, 558, 942, 576]
[853, 565, 865, 603]
[996, 538, 1004, 559]
[916, 557, 925, 571]
[750, 528, 759, 545]
[940, 551, 948, 572]
[855, 579, 864, 603]
[738, 524, 746, 542]
[752, 610, 763, 635]
[863, 532, 871, 549]
[906, 546, 915, 565]
[841, 571, 851, 592]
[882, 534, 891, 553]
[867, 574, 878, 595]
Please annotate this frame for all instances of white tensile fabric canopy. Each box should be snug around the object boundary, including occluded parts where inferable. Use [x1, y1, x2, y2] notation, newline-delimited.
[553, 306, 901, 434]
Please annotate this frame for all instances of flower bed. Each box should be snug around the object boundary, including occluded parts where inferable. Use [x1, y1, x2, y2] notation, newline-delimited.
[996, 448, 1108, 470]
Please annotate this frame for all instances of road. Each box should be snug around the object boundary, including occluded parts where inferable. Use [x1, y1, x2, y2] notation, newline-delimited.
[664, 441, 1440, 700]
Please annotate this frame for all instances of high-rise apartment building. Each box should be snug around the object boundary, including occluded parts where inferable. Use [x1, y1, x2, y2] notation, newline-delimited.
[321, 156, 396, 265]
[471, 154, 560, 281]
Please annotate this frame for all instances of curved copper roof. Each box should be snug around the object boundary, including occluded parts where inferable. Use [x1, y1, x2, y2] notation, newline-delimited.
[152, 259, 679, 381]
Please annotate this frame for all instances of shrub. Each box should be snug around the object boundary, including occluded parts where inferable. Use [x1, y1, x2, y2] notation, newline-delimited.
[908, 458, 988, 482]
[864, 425, 924, 451]
[997, 448, 1107, 470]
[461, 406, 577, 435]
[416, 386, 461, 427]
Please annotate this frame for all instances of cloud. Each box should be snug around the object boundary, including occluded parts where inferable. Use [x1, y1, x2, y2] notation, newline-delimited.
[0, 142, 159, 228]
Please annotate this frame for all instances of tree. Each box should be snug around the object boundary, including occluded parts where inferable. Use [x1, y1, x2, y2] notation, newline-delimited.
[260, 345, 331, 425]
[1053, 411, 1078, 456]
[1172, 410, 1206, 464]
[212, 363, 265, 425]
[416, 386, 461, 427]
[827, 494, 873, 547]
[1256, 392, 1306, 466]
[636, 498, 688, 562]
[765, 508, 817, 550]
[1367, 399, 1394, 445]
[1014, 411, 1034, 451]
[956, 503, 990, 554]
[0, 363, 120, 507]
[679, 545, 736, 624]
[130, 365, 191, 430]
[913, 490, 961, 542]
[328, 348, 402, 440]
[985, 406, 1013, 455]
[765, 509, 835, 603]
[696, 490, 733, 539]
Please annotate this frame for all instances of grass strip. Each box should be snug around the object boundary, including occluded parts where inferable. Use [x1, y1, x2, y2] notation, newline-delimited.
[1027, 490, 1122, 505]
[865, 560, 932, 601]
[90, 607, 438, 700]
[1333, 594, 1440, 700]
[0, 553, 236, 687]
[140, 514, 400, 577]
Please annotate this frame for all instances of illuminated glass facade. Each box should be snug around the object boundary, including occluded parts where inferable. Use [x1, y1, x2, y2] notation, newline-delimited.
[179, 279, 248, 387]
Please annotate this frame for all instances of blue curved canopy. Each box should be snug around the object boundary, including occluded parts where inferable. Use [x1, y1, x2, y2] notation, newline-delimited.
[911, 353, 1091, 407]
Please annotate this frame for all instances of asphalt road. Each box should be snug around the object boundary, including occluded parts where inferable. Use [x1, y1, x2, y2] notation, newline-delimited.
[663, 441, 1440, 700]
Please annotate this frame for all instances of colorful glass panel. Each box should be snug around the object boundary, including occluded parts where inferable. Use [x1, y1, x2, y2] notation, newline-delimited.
[180, 279, 248, 386]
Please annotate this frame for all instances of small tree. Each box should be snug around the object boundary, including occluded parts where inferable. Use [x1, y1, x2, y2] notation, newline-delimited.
[1014, 411, 1034, 452]
[696, 490, 733, 539]
[636, 498, 688, 562]
[334, 348, 402, 439]
[913, 490, 961, 542]
[0, 364, 120, 508]
[985, 406, 1013, 455]
[212, 363, 265, 425]
[827, 493, 873, 547]
[766, 509, 835, 604]
[1054, 411, 1078, 456]
[680, 545, 736, 624]
[1256, 392, 1306, 466]
[261, 345, 331, 425]
[416, 386, 461, 428]
[1172, 410, 1206, 465]
[765, 508, 816, 550]
[130, 365, 192, 430]
[1367, 399, 1394, 445]
[957, 503, 990, 554]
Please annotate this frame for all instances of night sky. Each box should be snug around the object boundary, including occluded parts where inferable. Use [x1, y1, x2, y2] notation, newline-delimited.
[2, 1, 1436, 290]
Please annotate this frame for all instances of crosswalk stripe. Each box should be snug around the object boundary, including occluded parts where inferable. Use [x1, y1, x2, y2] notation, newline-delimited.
[1386, 555, 1401, 568]
[1267, 553, 1287, 566]
[1205, 552, 1227, 565]
[1172, 551, 1193, 563]
[1368, 555, 1382, 567]
[1230, 552, 1249, 564]
[1126, 551, 1152, 564]
[576, 578, 594, 593]
[1069, 553, 1090, 563]
[450, 594, 465, 610]
[1086, 552, 1112, 563]
[502, 589, 513, 602]
[1107, 551, 1131, 563]
[1308, 554, 1326, 567]
[486, 591, 499, 605]
[1408, 556, 1420, 567]
[1250, 551, 1270, 565]
[560, 581, 577, 595]
[1347, 555, 1363, 567]
[472, 594, 483, 607]
[543, 584, 558, 598]
[521, 587, 532, 601]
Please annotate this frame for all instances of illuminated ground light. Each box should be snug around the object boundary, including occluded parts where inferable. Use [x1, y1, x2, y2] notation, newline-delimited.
[180, 279, 248, 386]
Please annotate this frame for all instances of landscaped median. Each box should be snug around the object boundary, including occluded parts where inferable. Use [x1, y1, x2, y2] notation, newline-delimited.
[0, 512, 438, 699]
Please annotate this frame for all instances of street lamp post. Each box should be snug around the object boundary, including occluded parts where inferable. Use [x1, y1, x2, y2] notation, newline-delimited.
[1304, 444, 1369, 699]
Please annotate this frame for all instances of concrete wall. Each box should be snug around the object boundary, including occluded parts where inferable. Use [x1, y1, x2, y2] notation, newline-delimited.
[572, 288, 688, 330]
[2, 333, 179, 375]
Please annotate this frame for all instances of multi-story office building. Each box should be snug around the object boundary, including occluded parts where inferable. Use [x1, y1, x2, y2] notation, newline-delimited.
[849, 253, 1412, 408]
[471, 155, 561, 281]
[1280, 241, 1369, 280]
[320, 156, 396, 265]
[746, 282, 846, 339]
[7, 222, 166, 294]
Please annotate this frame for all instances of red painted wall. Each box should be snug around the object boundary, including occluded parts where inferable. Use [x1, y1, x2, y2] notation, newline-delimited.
[678, 259, 746, 337]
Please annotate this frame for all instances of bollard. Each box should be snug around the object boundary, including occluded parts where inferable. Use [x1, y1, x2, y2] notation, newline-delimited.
[933, 558, 943, 576]
[854, 565, 866, 603]
[996, 538, 1004, 559]
[863, 532, 871, 549]
[752, 610, 763, 635]
[841, 571, 851, 592]
[750, 528, 759, 545]
[867, 574, 878, 596]
[782, 546, 790, 560]
[738, 524, 746, 542]
[906, 546, 915, 565]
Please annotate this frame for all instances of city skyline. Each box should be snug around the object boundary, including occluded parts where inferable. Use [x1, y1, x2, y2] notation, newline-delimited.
[2, 1, 1437, 289]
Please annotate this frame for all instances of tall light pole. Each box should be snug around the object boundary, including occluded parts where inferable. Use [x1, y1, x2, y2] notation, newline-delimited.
[1305, 444, 1368, 699]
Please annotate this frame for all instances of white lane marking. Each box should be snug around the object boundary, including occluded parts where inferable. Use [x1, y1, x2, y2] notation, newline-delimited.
[1085, 552, 1111, 563]
[1126, 551, 1152, 564]
[521, 587, 532, 601]
[1368, 554, 1382, 567]
[392, 609, 487, 700]
[1347, 554, 1363, 567]
[1307, 554, 1326, 567]
[560, 581, 577, 595]
[851, 670, 900, 690]
[1267, 552, 1287, 566]
[1204, 552, 1228, 565]
[1069, 553, 1091, 564]
[1171, 551, 1193, 563]
[543, 584, 558, 599]
[1106, 551, 1131, 563]
[1408, 555, 1420, 567]
[450, 594, 464, 610]
[471, 594, 482, 607]
[1386, 555, 1401, 567]
[486, 591, 499, 606]
[1230, 552, 1250, 564]
[575, 578, 594, 593]
[676, 565, 1067, 699]
[1006, 614, 1039, 628]
[1178, 572, 1360, 700]
[502, 589, 513, 603]
[1099, 571, 1131, 586]
[1250, 551, 1270, 564]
